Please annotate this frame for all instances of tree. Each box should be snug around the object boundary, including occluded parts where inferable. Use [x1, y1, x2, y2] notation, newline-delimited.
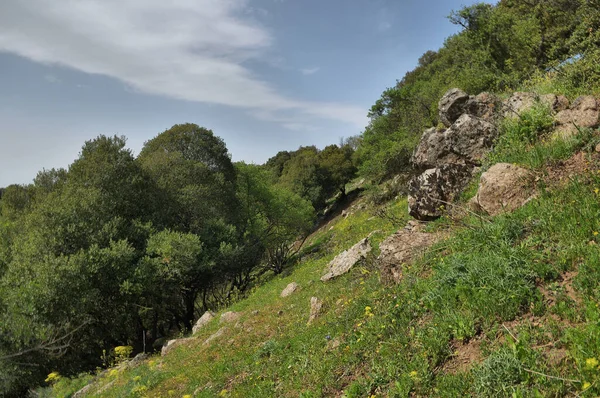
[318, 144, 357, 198]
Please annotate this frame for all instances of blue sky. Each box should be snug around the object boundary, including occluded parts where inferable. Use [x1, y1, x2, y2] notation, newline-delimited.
[0, 0, 488, 186]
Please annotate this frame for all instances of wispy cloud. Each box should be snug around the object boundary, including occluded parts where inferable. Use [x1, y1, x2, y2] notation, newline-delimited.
[378, 21, 392, 32]
[44, 74, 60, 84]
[300, 67, 320, 75]
[0, 0, 366, 128]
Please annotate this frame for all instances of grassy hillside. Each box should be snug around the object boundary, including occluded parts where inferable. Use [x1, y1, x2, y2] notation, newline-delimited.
[45, 102, 600, 396]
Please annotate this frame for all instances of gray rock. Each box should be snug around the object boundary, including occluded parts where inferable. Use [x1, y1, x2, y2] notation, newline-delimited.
[439, 88, 470, 127]
[470, 163, 536, 216]
[321, 238, 372, 281]
[408, 164, 474, 221]
[503, 92, 537, 118]
[308, 297, 323, 324]
[192, 311, 215, 334]
[280, 282, 299, 298]
[445, 114, 499, 166]
[465, 92, 501, 122]
[412, 115, 498, 169]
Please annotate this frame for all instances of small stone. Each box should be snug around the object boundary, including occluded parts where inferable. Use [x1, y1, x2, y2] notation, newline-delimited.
[321, 238, 371, 281]
[220, 311, 242, 324]
[280, 282, 299, 298]
[203, 327, 226, 346]
[192, 311, 215, 334]
[308, 297, 323, 324]
[161, 338, 195, 356]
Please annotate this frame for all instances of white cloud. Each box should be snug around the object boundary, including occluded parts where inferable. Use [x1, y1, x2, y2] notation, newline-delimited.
[0, 0, 367, 128]
[44, 74, 60, 84]
[300, 67, 320, 75]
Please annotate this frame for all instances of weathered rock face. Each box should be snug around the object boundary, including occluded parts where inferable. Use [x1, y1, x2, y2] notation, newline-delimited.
[446, 114, 499, 165]
[280, 282, 299, 298]
[541, 94, 570, 113]
[412, 115, 498, 170]
[220, 311, 242, 324]
[470, 163, 536, 216]
[192, 311, 215, 334]
[308, 297, 323, 324]
[503, 92, 537, 118]
[321, 238, 371, 281]
[554, 95, 599, 137]
[378, 223, 440, 284]
[465, 92, 501, 122]
[439, 88, 470, 127]
[408, 164, 473, 221]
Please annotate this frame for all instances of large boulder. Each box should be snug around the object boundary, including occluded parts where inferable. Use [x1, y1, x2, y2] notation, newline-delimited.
[439, 88, 470, 127]
[412, 115, 498, 169]
[465, 92, 501, 122]
[408, 164, 473, 221]
[470, 163, 536, 216]
[445, 114, 499, 166]
[541, 94, 569, 113]
[321, 238, 371, 281]
[378, 224, 440, 284]
[192, 311, 215, 334]
[503, 92, 537, 118]
[554, 96, 599, 138]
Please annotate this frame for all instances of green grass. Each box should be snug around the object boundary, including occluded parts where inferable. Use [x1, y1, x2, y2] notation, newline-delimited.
[46, 86, 600, 397]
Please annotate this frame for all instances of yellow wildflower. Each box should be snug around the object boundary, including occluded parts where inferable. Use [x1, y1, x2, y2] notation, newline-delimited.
[218, 389, 229, 397]
[583, 381, 592, 390]
[586, 357, 599, 369]
[45, 371, 61, 384]
[409, 370, 418, 380]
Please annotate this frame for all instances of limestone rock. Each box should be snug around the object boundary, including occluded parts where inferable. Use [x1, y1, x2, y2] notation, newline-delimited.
[161, 338, 195, 356]
[554, 95, 599, 137]
[412, 127, 448, 169]
[308, 297, 323, 324]
[321, 238, 372, 281]
[204, 327, 226, 346]
[280, 282, 299, 298]
[541, 94, 569, 113]
[471, 163, 536, 216]
[378, 227, 440, 283]
[439, 88, 470, 127]
[192, 311, 215, 334]
[445, 114, 499, 166]
[220, 311, 242, 324]
[465, 92, 501, 122]
[412, 115, 498, 169]
[408, 164, 473, 221]
[503, 92, 537, 118]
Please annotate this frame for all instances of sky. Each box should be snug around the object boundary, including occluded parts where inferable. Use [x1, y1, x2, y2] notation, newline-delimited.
[0, 0, 489, 186]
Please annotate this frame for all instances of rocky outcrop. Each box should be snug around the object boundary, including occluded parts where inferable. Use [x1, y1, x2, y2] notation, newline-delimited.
[412, 115, 498, 170]
[192, 311, 215, 334]
[465, 92, 501, 122]
[541, 94, 569, 113]
[280, 282, 299, 298]
[503, 92, 537, 118]
[378, 221, 441, 284]
[554, 95, 599, 137]
[408, 164, 473, 220]
[308, 297, 323, 324]
[321, 238, 371, 281]
[439, 88, 470, 127]
[469, 163, 536, 216]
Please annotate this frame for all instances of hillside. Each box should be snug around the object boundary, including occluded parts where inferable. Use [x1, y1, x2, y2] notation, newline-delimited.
[45, 91, 600, 397]
[2, 1, 600, 397]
